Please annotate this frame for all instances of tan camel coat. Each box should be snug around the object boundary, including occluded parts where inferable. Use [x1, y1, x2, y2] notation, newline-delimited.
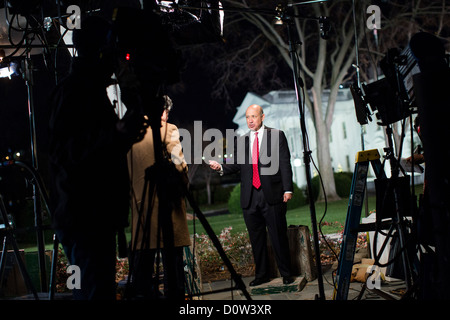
[127, 122, 191, 249]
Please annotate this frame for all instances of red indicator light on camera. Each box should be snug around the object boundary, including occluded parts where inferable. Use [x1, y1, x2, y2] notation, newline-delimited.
[125, 53, 130, 61]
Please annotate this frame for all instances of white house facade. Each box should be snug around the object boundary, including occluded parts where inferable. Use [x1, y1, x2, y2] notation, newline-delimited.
[233, 89, 423, 189]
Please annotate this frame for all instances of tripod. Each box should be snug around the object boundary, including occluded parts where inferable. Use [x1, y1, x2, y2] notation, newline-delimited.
[125, 124, 251, 300]
[372, 125, 415, 290]
[0, 160, 58, 299]
[0, 193, 38, 298]
[354, 127, 416, 300]
[284, 12, 325, 301]
[127, 157, 180, 299]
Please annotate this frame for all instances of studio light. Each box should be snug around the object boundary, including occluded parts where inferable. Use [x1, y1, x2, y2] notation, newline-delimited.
[0, 61, 18, 79]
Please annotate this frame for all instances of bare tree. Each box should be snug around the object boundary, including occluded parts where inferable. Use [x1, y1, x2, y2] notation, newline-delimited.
[357, 1, 450, 159]
[185, 0, 449, 202]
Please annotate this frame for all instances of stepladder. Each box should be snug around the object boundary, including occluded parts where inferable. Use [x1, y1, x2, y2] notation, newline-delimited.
[334, 149, 387, 300]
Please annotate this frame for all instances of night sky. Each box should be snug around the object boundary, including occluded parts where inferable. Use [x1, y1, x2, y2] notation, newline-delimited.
[0, 54, 55, 161]
[166, 59, 241, 132]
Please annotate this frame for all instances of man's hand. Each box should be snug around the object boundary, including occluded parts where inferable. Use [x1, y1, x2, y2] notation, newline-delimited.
[283, 192, 292, 202]
[209, 160, 222, 171]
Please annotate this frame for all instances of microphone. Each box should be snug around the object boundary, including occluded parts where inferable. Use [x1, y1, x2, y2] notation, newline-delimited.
[319, 16, 330, 40]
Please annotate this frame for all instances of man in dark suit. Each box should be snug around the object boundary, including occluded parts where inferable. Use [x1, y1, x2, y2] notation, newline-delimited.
[209, 104, 294, 286]
[49, 16, 147, 299]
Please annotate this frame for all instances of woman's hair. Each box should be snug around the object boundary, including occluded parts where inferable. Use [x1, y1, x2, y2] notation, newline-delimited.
[163, 95, 173, 112]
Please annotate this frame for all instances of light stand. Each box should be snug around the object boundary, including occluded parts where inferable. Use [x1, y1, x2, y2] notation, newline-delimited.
[350, 42, 421, 298]
[350, 0, 371, 221]
[23, 47, 49, 294]
[0, 194, 38, 299]
[378, 124, 414, 291]
[0, 43, 58, 298]
[284, 10, 325, 300]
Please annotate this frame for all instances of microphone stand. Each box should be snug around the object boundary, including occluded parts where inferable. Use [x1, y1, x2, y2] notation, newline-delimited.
[23, 48, 49, 294]
[284, 11, 325, 300]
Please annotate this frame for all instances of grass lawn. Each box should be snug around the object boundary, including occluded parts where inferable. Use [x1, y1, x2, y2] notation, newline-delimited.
[188, 183, 423, 237]
[22, 195, 371, 253]
[187, 193, 378, 236]
[20, 184, 421, 251]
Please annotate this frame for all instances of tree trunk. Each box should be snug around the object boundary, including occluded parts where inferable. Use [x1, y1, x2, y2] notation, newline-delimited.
[310, 33, 341, 202]
[315, 117, 340, 202]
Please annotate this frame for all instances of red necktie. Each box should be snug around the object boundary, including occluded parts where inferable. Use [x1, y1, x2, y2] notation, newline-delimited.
[252, 132, 261, 189]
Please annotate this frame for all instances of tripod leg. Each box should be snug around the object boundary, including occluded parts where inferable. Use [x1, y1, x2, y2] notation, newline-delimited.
[0, 236, 7, 289]
[9, 234, 39, 299]
[0, 235, 39, 299]
[0, 195, 39, 299]
[186, 192, 252, 300]
[48, 234, 59, 300]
